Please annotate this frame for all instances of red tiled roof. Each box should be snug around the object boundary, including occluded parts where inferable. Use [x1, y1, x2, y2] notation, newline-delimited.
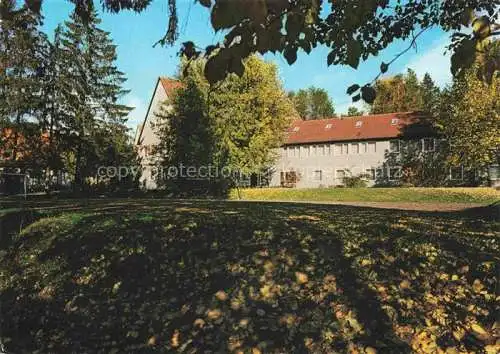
[284, 112, 435, 145]
[159, 77, 183, 97]
[1, 127, 50, 162]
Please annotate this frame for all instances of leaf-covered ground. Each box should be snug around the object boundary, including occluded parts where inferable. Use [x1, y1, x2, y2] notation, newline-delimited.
[0, 200, 499, 353]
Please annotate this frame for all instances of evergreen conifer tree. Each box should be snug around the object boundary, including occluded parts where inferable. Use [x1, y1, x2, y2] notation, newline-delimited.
[0, 1, 49, 163]
[58, 6, 131, 190]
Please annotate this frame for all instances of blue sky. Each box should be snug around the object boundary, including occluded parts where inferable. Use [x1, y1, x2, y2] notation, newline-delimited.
[40, 1, 453, 129]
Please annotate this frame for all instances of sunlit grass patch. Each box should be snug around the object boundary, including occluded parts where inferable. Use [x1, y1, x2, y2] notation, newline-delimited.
[229, 187, 500, 204]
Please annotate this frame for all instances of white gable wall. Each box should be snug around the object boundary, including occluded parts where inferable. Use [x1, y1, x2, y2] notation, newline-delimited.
[136, 80, 169, 190]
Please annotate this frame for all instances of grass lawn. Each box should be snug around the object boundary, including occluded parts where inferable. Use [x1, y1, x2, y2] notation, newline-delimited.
[229, 187, 500, 204]
[0, 199, 499, 353]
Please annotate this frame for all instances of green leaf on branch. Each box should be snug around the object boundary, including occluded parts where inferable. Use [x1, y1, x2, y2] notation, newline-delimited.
[246, 0, 268, 24]
[204, 53, 229, 84]
[346, 39, 362, 69]
[327, 51, 335, 66]
[284, 46, 298, 65]
[286, 12, 304, 39]
[380, 62, 389, 73]
[451, 38, 476, 76]
[25, 0, 42, 13]
[211, 1, 246, 30]
[459, 8, 474, 26]
[180, 41, 199, 59]
[361, 85, 376, 104]
[198, 0, 211, 8]
[229, 57, 244, 77]
[346, 84, 360, 95]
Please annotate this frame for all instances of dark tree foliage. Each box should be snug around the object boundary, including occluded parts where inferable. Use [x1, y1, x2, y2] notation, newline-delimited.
[57, 8, 132, 190]
[14, 0, 499, 104]
[0, 1, 49, 164]
[0, 2, 137, 194]
[420, 73, 441, 114]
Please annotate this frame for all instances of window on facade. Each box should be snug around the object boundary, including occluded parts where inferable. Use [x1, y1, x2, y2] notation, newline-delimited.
[313, 170, 322, 181]
[368, 142, 376, 153]
[281, 171, 298, 187]
[389, 167, 402, 180]
[389, 140, 400, 153]
[376, 168, 384, 179]
[352, 143, 359, 154]
[422, 138, 435, 152]
[334, 144, 342, 155]
[325, 123, 333, 129]
[301, 146, 309, 158]
[355, 121, 363, 128]
[296, 146, 300, 157]
[450, 166, 463, 180]
[342, 143, 349, 155]
[489, 165, 500, 180]
[361, 143, 367, 154]
[365, 169, 375, 180]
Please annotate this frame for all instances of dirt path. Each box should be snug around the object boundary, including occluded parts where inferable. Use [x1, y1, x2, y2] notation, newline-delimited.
[231, 199, 491, 212]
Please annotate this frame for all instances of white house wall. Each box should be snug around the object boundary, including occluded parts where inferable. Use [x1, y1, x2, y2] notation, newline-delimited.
[137, 80, 168, 190]
[270, 140, 396, 188]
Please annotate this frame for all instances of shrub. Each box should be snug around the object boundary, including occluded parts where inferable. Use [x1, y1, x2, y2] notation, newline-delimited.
[342, 174, 369, 188]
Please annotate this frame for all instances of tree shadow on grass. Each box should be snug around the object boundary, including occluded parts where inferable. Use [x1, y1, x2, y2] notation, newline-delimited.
[1, 201, 497, 352]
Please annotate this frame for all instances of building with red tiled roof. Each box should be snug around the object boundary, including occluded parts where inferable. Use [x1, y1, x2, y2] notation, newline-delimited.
[284, 112, 434, 145]
[0, 127, 50, 165]
[159, 77, 183, 97]
[135, 77, 183, 189]
[270, 112, 441, 188]
[136, 77, 498, 189]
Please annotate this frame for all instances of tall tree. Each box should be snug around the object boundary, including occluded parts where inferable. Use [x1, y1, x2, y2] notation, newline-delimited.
[420, 73, 441, 114]
[370, 74, 406, 114]
[289, 86, 335, 120]
[38, 25, 68, 175]
[371, 69, 424, 114]
[288, 90, 309, 120]
[437, 60, 499, 173]
[58, 7, 131, 190]
[404, 68, 424, 110]
[0, 1, 49, 164]
[155, 55, 294, 195]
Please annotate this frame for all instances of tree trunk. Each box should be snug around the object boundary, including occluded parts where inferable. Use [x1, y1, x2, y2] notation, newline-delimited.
[74, 142, 83, 194]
